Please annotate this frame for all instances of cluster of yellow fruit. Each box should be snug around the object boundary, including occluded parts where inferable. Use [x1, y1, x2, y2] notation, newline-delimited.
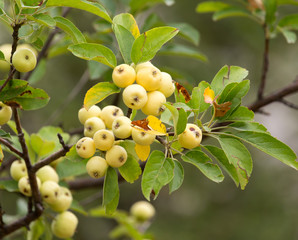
[0, 43, 37, 73]
[10, 160, 78, 239]
[113, 62, 175, 116]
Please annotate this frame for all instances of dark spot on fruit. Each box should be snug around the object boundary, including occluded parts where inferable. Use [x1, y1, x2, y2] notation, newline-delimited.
[195, 131, 200, 138]
[55, 191, 58, 197]
[113, 109, 119, 116]
[24, 188, 28, 193]
[93, 172, 99, 178]
[0, 106, 2, 111]
[18, 159, 22, 163]
[189, 127, 195, 131]
[133, 96, 139, 102]
[44, 195, 48, 198]
[102, 134, 107, 140]
[119, 156, 124, 162]
[76, 145, 81, 149]
[118, 67, 124, 73]
[159, 106, 165, 113]
[25, 55, 29, 60]
[22, 168, 25, 172]
[131, 102, 134, 106]
[152, 70, 157, 76]
[141, 132, 146, 136]
[83, 146, 86, 150]
[87, 126, 92, 131]
[65, 192, 69, 196]
[81, 139, 85, 142]
[115, 122, 120, 129]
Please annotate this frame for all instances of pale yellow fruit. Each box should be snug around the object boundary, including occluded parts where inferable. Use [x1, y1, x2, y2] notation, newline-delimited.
[130, 201, 155, 221]
[10, 159, 27, 181]
[122, 84, 148, 110]
[112, 64, 136, 88]
[86, 156, 108, 178]
[141, 91, 166, 116]
[0, 101, 12, 125]
[78, 105, 101, 124]
[76, 137, 96, 158]
[12, 48, 36, 72]
[100, 105, 124, 129]
[18, 44, 38, 57]
[93, 129, 114, 151]
[18, 176, 41, 197]
[84, 117, 105, 138]
[131, 128, 155, 146]
[112, 116, 132, 139]
[178, 123, 202, 149]
[158, 72, 175, 97]
[36, 165, 59, 183]
[49, 187, 73, 212]
[51, 211, 78, 239]
[40, 181, 60, 204]
[105, 145, 127, 168]
[136, 66, 162, 91]
[0, 44, 12, 72]
[135, 61, 154, 73]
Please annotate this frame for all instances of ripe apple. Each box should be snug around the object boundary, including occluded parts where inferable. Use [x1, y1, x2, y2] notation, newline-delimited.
[130, 201, 155, 222]
[49, 187, 73, 212]
[86, 156, 108, 178]
[0, 101, 12, 125]
[93, 129, 114, 151]
[40, 181, 60, 204]
[18, 176, 41, 197]
[141, 91, 166, 116]
[10, 159, 27, 181]
[0, 44, 12, 72]
[122, 84, 148, 110]
[100, 105, 124, 129]
[158, 72, 175, 97]
[76, 137, 96, 158]
[178, 123, 202, 149]
[51, 211, 78, 239]
[78, 105, 101, 124]
[105, 145, 127, 168]
[112, 116, 132, 139]
[136, 66, 162, 91]
[135, 61, 154, 73]
[112, 64, 136, 88]
[36, 165, 59, 183]
[12, 48, 37, 73]
[131, 128, 156, 146]
[18, 43, 38, 57]
[84, 116, 105, 138]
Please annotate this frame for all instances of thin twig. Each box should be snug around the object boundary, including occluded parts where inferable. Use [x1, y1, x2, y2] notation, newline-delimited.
[279, 99, 298, 110]
[0, 138, 23, 157]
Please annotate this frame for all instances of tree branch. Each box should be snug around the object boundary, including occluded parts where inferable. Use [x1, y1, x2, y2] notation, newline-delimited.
[0, 138, 23, 157]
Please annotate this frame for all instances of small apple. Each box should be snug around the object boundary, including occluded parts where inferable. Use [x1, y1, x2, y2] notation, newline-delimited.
[49, 187, 73, 212]
[105, 145, 127, 168]
[130, 201, 155, 222]
[18, 176, 41, 197]
[40, 181, 60, 204]
[100, 105, 124, 129]
[122, 84, 148, 110]
[0, 101, 12, 125]
[84, 116, 105, 138]
[86, 156, 108, 178]
[76, 137, 96, 158]
[135, 61, 154, 73]
[36, 165, 59, 183]
[112, 116, 132, 139]
[112, 64, 136, 88]
[0, 44, 12, 72]
[141, 91, 166, 116]
[10, 159, 27, 181]
[51, 211, 78, 239]
[12, 48, 37, 73]
[18, 43, 38, 57]
[136, 66, 162, 91]
[131, 128, 156, 146]
[93, 129, 114, 151]
[78, 105, 101, 124]
[178, 123, 202, 149]
[157, 72, 175, 97]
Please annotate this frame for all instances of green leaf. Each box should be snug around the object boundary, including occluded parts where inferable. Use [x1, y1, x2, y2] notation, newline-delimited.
[56, 158, 87, 179]
[28, 59, 46, 84]
[112, 23, 135, 64]
[158, 44, 207, 62]
[68, 43, 117, 68]
[142, 13, 164, 32]
[213, 7, 252, 21]
[264, 0, 277, 24]
[70, 199, 88, 216]
[279, 14, 298, 29]
[119, 140, 138, 160]
[141, 150, 174, 201]
[196, 1, 230, 13]
[103, 167, 119, 214]
[113, 13, 140, 38]
[130, 0, 175, 13]
[189, 81, 210, 112]
[0, 79, 28, 101]
[131, 26, 179, 64]
[27, 14, 56, 27]
[38, 126, 69, 152]
[203, 145, 239, 186]
[0, 129, 11, 139]
[228, 122, 268, 132]
[0, 50, 5, 60]
[46, 0, 112, 23]
[218, 135, 253, 176]
[0, 180, 18, 192]
[84, 82, 120, 110]
[27, 218, 45, 240]
[30, 134, 56, 158]
[169, 22, 200, 46]
[182, 150, 224, 183]
[88, 61, 109, 80]
[279, 28, 297, 44]
[164, 103, 187, 135]
[227, 106, 254, 121]
[7, 85, 50, 110]
[169, 160, 184, 194]
[211, 65, 249, 96]
[54, 16, 86, 44]
[119, 154, 142, 183]
[234, 131, 298, 169]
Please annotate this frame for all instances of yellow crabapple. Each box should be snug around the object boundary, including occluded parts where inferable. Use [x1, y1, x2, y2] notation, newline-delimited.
[112, 64, 136, 88]
[158, 72, 175, 97]
[78, 105, 101, 124]
[131, 128, 156, 146]
[0, 101, 12, 125]
[49, 187, 73, 212]
[93, 129, 114, 151]
[130, 201, 155, 221]
[135, 61, 154, 73]
[178, 123, 202, 149]
[12, 48, 36, 72]
[86, 156, 108, 178]
[141, 91, 166, 116]
[136, 66, 162, 91]
[76, 137, 96, 158]
[51, 211, 78, 239]
[36, 165, 59, 183]
[112, 116, 132, 139]
[10, 159, 27, 181]
[100, 105, 124, 129]
[84, 116, 105, 138]
[18, 176, 41, 197]
[40, 181, 60, 204]
[105, 145, 127, 168]
[122, 84, 148, 110]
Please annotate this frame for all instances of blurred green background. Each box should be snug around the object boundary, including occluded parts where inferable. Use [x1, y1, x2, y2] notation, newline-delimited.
[1, 0, 298, 239]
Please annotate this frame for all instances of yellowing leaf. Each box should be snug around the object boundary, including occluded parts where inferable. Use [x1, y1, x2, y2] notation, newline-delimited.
[214, 101, 232, 117]
[204, 87, 215, 104]
[147, 115, 167, 134]
[0, 145, 3, 166]
[131, 115, 167, 136]
[135, 144, 150, 161]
